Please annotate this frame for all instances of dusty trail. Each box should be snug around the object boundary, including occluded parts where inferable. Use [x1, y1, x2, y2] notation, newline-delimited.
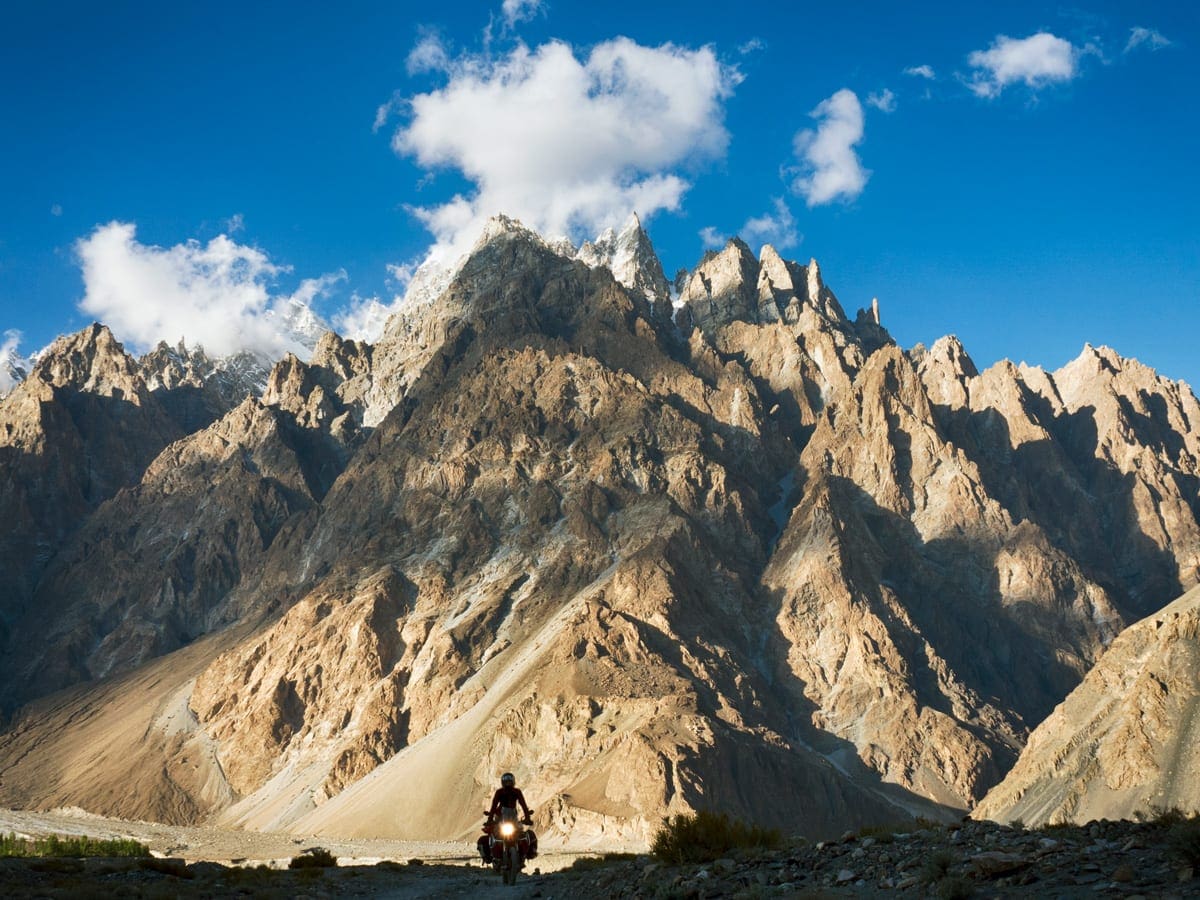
[0, 805, 592, 868]
[0, 807, 602, 898]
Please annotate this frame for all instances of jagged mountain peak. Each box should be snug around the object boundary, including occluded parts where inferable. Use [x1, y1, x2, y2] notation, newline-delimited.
[677, 237, 762, 331]
[929, 334, 979, 377]
[757, 243, 792, 286]
[913, 334, 978, 408]
[30, 322, 149, 403]
[476, 212, 543, 248]
[139, 339, 216, 392]
[574, 212, 670, 304]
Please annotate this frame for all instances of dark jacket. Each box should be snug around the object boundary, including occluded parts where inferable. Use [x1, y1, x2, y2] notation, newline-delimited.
[489, 786, 530, 820]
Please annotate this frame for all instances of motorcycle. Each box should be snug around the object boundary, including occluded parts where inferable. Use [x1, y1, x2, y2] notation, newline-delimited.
[481, 807, 534, 886]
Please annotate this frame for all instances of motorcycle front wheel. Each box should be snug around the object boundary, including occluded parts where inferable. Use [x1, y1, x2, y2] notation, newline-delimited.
[503, 844, 520, 885]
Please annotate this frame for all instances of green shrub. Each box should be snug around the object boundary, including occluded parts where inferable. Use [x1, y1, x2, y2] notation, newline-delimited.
[1168, 818, 1200, 867]
[568, 852, 638, 872]
[289, 846, 337, 869]
[1037, 820, 1075, 833]
[651, 810, 782, 865]
[226, 864, 275, 882]
[1135, 805, 1189, 826]
[0, 831, 149, 858]
[568, 855, 609, 872]
[919, 849, 956, 884]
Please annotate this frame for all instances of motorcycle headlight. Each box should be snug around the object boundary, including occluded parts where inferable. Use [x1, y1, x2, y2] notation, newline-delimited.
[499, 822, 516, 837]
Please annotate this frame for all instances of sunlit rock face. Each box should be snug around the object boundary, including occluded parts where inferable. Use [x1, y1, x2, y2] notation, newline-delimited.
[1, 216, 1198, 845]
[975, 584, 1200, 826]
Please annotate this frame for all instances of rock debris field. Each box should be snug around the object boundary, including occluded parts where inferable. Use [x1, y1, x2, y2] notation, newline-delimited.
[2, 808, 1199, 898]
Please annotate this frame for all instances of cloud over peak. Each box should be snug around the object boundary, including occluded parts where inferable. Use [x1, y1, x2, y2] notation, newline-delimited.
[967, 32, 1079, 98]
[790, 88, 869, 207]
[75, 223, 337, 360]
[389, 36, 740, 266]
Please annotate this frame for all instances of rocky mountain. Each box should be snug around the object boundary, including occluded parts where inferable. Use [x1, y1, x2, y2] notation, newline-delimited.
[975, 583, 1200, 826]
[0, 325, 186, 647]
[0, 215, 1198, 845]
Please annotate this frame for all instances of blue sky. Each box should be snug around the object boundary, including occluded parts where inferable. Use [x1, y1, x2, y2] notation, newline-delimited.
[1, 1, 1197, 388]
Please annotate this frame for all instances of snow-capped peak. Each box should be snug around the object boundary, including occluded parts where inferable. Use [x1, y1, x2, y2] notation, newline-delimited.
[574, 212, 670, 303]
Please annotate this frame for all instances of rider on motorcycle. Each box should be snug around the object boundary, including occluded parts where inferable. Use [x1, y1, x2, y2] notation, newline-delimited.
[477, 772, 538, 863]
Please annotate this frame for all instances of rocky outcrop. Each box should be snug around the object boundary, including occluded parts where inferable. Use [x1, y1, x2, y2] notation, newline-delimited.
[0, 326, 183, 638]
[764, 343, 1127, 811]
[580, 818, 1200, 897]
[975, 584, 1200, 825]
[0, 395, 332, 706]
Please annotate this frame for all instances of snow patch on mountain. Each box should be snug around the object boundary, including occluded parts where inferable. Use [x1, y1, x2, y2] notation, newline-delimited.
[1, 331, 31, 397]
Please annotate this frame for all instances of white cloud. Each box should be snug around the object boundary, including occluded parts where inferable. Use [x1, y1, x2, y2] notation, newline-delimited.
[904, 64, 936, 80]
[741, 198, 799, 250]
[75, 222, 337, 359]
[789, 88, 869, 207]
[967, 32, 1079, 98]
[386, 262, 418, 288]
[501, 0, 542, 29]
[333, 295, 395, 342]
[390, 37, 739, 267]
[50, 204, 63, 217]
[288, 270, 347, 307]
[698, 226, 725, 249]
[407, 30, 450, 75]
[1125, 27, 1171, 54]
[738, 38, 765, 55]
[224, 212, 245, 234]
[866, 88, 896, 113]
[699, 198, 800, 253]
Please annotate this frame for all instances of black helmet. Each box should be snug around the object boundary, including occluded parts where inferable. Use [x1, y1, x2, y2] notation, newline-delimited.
[501, 772, 516, 787]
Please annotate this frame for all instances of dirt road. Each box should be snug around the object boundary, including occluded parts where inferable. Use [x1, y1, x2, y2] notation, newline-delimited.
[0, 806, 607, 898]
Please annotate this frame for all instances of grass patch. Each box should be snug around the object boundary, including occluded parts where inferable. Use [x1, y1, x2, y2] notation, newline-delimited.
[0, 832, 149, 858]
[856, 823, 905, 843]
[139, 858, 194, 879]
[288, 846, 337, 869]
[651, 810, 782, 865]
